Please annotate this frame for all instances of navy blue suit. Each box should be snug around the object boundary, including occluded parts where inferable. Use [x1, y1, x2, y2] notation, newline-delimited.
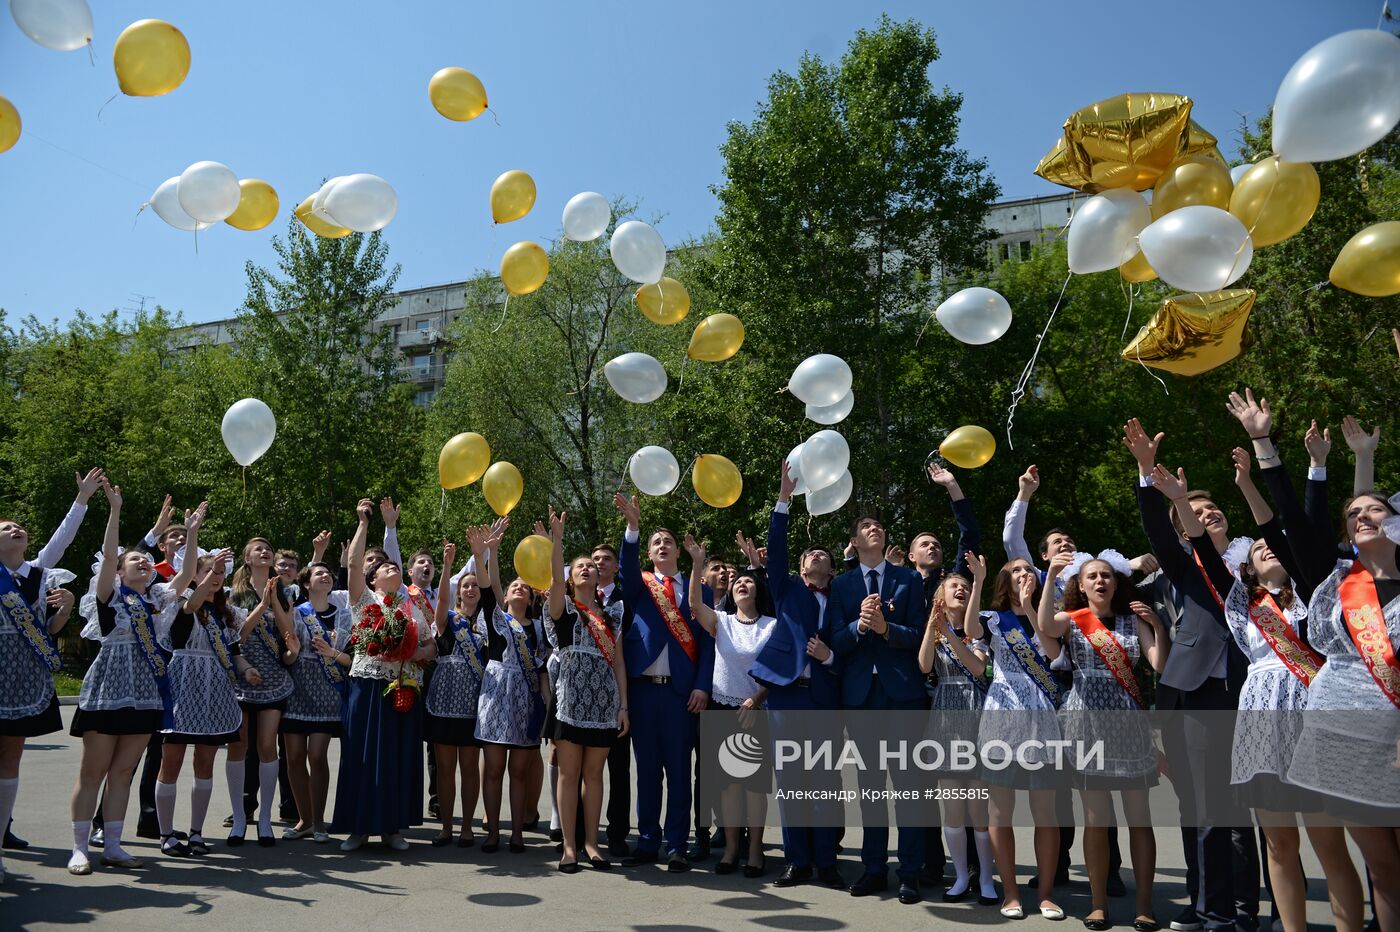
[830, 558, 927, 882]
[620, 531, 715, 857]
[753, 505, 841, 870]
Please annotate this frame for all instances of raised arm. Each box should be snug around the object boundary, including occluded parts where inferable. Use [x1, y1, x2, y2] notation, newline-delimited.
[485, 518, 507, 607]
[1001, 465, 1039, 565]
[94, 481, 123, 603]
[546, 508, 567, 621]
[1035, 552, 1073, 648]
[310, 530, 331, 566]
[436, 540, 457, 634]
[1302, 420, 1332, 541]
[614, 493, 644, 605]
[1124, 419, 1189, 581]
[683, 535, 718, 635]
[1341, 416, 1379, 497]
[380, 496, 402, 568]
[1131, 600, 1170, 673]
[168, 501, 208, 594]
[930, 463, 980, 576]
[182, 556, 225, 616]
[266, 578, 298, 663]
[35, 467, 104, 569]
[346, 498, 373, 604]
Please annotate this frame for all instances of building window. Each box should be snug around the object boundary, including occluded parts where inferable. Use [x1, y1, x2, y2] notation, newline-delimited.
[415, 388, 437, 407]
[1011, 214, 1017, 221]
[388, 324, 401, 339]
[415, 319, 430, 331]
[1019, 241, 1032, 261]
[999, 242, 1011, 262]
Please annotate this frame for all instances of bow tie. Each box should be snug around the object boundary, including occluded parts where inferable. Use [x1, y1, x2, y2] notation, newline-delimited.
[806, 583, 830, 596]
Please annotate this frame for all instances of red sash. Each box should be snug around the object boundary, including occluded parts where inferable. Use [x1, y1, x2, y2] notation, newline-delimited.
[1338, 562, 1400, 710]
[407, 584, 434, 620]
[573, 598, 616, 666]
[1067, 608, 1143, 708]
[1247, 592, 1324, 687]
[642, 571, 699, 665]
[1192, 550, 1226, 611]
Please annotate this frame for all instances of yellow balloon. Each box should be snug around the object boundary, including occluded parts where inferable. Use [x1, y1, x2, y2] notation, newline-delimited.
[1330, 221, 1400, 298]
[500, 241, 549, 296]
[224, 179, 279, 231]
[635, 277, 691, 325]
[514, 534, 553, 591]
[1121, 289, 1256, 376]
[429, 67, 488, 121]
[1151, 155, 1234, 219]
[482, 461, 524, 516]
[294, 195, 351, 239]
[491, 170, 536, 224]
[1228, 157, 1320, 248]
[1119, 250, 1158, 283]
[688, 313, 745, 362]
[940, 426, 996, 469]
[438, 432, 491, 490]
[0, 96, 19, 154]
[113, 19, 190, 97]
[693, 454, 743, 508]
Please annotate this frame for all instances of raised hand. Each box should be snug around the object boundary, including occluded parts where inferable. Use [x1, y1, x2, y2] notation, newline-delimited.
[443, 540, 457, 566]
[185, 501, 210, 533]
[1129, 553, 1160, 575]
[843, 537, 857, 560]
[1394, 327, 1399, 362]
[1017, 464, 1040, 500]
[884, 544, 906, 566]
[682, 533, 705, 565]
[734, 530, 758, 567]
[75, 467, 105, 504]
[1303, 420, 1331, 467]
[1047, 549, 1075, 582]
[1150, 464, 1190, 501]
[379, 496, 399, 529]
[1017, 569, 1038, 607]
[1341, 415, 1380, 456]
[1231, 447, 1255, 488]
[613, 492, 640, 529]
[356, 498, 374, 524]
[1129, 600, 1163, 629]
[779, 457, 798, 500]
[102, 480, 123, 510]
[967, 552, 987, 584]
[311, 530, 331, 558]
[46, 587, 75, 613]
[1225, 388, 1272, 438]
[548, 507, 566, 543]
[151, 494, 175, 535]
[1122, 418, 1164, 473]
[484, 518, 508, 551]
[927, 463, 956, 488]
[754, 546, 767, 568]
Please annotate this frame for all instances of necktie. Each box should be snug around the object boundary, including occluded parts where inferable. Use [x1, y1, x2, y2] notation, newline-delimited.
[866, 569, 879, 596]
[805, 582, 830, 596]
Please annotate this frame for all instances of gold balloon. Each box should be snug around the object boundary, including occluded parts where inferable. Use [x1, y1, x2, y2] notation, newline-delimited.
[294, 195, 351, 239]
[635, 277, 691, 325]
[491, 170, 536, 224]
[482, 461, 524, 516]
[687, 313, 745, 362]
[1228, 157, 1320, 248]
[438, 432, 491, 489]
[0, 96, 19, 154]
[224, 179, 279, 231]
[113, 19, 190, 97]
[500, 241, 549, 296]
[1121, 289, 1255, 376]
[1119, 250, 1158, 283]
[514, 534, 553, 591]
[693, 454, 743, 508]
[940, 426, 996, 469]
[429, 67, 488, 121]
[1151, 155, 1234, 219]
[1035, 94, 1221, 193]
[1329, 222, 1400, 298]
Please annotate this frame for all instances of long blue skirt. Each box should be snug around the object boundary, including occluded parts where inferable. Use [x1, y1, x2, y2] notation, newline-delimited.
[330, 676, 424, 836]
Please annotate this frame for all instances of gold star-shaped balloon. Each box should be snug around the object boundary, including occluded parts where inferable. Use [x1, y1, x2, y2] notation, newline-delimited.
[1121, 289, 1255, 377]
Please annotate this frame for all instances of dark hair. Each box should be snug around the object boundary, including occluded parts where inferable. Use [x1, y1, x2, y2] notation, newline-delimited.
[274, 548, 301, 566]
[801, 546, 835, 568]
[1238, 545, 1295, 611]
[648, 527, 677, 548]
[1168, 491, 1218, 537]
[194, 552, 230, 621]
[1036, 527, 1074, 557]
[989, 559, 1041, 612]
[1061, 561, 1138, 615]
[409, 549, 434, 565]
[158, 524, 187, 546]
[590, 544, 618, 560]
[1342, 491, 1400, 549]
[297, 561, 335, 592]
[729, 567, 775, 617]
[230, 537, 274, 602]
[366, 559, 402, 590]
[703, 557, 727, 571]
[365, 546, 390, 566]
[849, 515, 883, 538]
[564, 555, 595, 600]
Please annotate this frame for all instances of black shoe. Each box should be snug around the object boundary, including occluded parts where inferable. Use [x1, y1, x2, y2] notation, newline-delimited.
[2, 823, 29, 850]
[226, 829, 245, 848]
[622, 849, 657, 867]
[160, 834, 190, 857]
[1084, 920, 1112, 931]
[849, 872, 889, 897]
[1107, 871, 1127, 898]
[979, 893, 1001, 906]
[775, 864, 813, 887]
[714, 859, 737, 875]
[898, 881, 921, 905]
[667, 852, 691, 873]
[607, 840, 630, 859]
[943, 884, 971, 903]
[548, 828, 563, 843]
[1168, 906, 1204, 932]
[427, 803, 440, 820]
[480, 837, 500, 854]
[508, 839, 525, 854]
[818, 866, 845, 889]
[688, 842, 711, 862]
[222, 814, 234, 828]
[187, 834, 210, 857]
[1133, 920, 1160, 932]
[558, 859, 581, 874]
[257, 833, 275, 848]
[587, 856, 613, 871]
[136, 817, 160, 841]
[743, 856, 766, 879]
[431, 835, 452, 848]
[520, 815, 539, 833]
[89, 826, 104, 847]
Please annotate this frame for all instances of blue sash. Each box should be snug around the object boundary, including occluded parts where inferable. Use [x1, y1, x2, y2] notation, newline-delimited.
[503, 612, 540, 693]
[448, 610, 487, 680]
[119, 584, 175, 729]
[938, 636, 987, 696]
[993, 610, 1065, 707]
[0, 565, 62, 672]
[296, 604, 346, 695]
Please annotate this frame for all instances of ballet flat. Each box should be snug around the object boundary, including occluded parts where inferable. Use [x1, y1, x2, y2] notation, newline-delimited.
[1000, 905, 1025, 919]
[1041, 905, 1066, 920]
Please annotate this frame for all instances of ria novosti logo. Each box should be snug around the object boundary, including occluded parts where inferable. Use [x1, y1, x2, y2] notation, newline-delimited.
[717, 732, 765, 778]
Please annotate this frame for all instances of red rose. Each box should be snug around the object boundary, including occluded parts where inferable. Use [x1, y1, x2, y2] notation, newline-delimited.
[366, 643, 380, 656]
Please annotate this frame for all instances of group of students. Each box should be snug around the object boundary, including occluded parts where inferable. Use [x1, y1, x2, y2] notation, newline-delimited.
[0, 385, 1398, 932]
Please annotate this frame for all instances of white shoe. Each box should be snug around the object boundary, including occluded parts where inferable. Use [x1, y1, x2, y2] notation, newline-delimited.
[68, 851, 92, 876]
[386, 833, 409, 852]
[1000, 904, 1024, 919]
[1040, 904, 1066, 920]
[339, 834, 366, 852]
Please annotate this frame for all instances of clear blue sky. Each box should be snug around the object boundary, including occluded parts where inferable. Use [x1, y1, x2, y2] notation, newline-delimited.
[0, 0, 1379, 327]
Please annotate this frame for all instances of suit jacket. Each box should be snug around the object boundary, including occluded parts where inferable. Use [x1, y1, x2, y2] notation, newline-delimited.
[829, 559, 925, 706]
[750, 507, 839, 708]
[1135, 481, 1247, 704]
[619, 531, 715, 697]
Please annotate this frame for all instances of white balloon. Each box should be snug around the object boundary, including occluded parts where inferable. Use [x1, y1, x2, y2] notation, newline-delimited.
[788, 354, 853, 406]
[603, 352, 668, 404]
[1138, 206, 1253, 293]
[934, 287, 1013, 345]
[1273, 30, 1400, 163]
[806, 389, 854, 425]
[221, 398, 277, 467]
[177, 161, 241, 224]
[1229, 164, 1252, 185]
[562, 192, 611, 242]
[312, 176, 346, 227]
[609, 220, 667, 284]
[323, 173, 397, 232]
[629, 445, 680, 496]
[11, 0, 91, 51]
[1067, 189, 1152, 274]
[149, 177, 210, 232]
[806, 470, 852, 516]
[800, 430, 850, 494]
[786, 443, 809, 496]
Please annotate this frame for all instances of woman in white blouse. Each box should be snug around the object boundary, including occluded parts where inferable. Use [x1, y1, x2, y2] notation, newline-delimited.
[685, 534, 774, 878]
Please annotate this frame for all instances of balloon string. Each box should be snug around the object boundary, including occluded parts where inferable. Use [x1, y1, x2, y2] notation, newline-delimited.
[1005, 271, 1072, 451]
[28, 131, 147, 191]
[1133, 329, 1170, 396]
[440, 488, 446, 519]
[491, 294, 510, 334]
[1379, 0, 1391, 29]
[242, 467, 247, 502]
[675, 355, 688, 395]
[86, 40, 94, 68]
[564, 367, 599, 396]
[95, 93, 117, 123]
[1119, 277, 1135, 339]
[487, 107, 501, 127]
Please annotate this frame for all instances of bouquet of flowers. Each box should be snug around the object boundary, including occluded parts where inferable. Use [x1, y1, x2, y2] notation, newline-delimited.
[349, 595, 422, 712]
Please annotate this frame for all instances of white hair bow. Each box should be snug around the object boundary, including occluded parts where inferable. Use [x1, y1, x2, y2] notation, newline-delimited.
[1057, 549, 1133, 583]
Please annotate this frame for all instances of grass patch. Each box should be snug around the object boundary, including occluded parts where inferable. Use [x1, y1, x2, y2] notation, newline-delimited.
[53, 673, 83, 696]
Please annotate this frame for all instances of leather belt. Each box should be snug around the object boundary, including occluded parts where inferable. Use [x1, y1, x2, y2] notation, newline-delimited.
[638, 675, 671, 685]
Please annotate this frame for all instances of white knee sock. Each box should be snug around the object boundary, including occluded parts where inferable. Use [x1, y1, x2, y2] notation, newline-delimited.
[944, 825, 970, 894]
[190, 778, 213, 836]
[225, 758, 246, 835]
[975, 830, 997, 898]
[257, 760, 277, 835]
[103, 819, 130, 858]
[548, 763, 561, 830]
[155, 780, 178, 836]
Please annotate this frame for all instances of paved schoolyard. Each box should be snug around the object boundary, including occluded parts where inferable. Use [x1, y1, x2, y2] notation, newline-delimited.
[0, 707, 1352, 930]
